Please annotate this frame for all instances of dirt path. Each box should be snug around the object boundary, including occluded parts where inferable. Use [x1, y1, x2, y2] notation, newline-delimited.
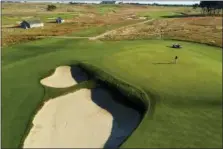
[38, 19, 154, 40]
[89, 19, 154, 40]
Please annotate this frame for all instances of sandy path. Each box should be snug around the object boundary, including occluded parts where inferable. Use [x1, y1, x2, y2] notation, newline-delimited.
[89, 19, 154, 40]
[40, 66, 88, 88]
[23, 88, 141, 148]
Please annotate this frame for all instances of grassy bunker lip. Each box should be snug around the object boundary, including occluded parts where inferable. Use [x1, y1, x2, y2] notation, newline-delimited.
[21, 63, 149, 148]
[40, 65, 89, 88]
[76, 62, 150, 112]
[76, 63, 152, 147]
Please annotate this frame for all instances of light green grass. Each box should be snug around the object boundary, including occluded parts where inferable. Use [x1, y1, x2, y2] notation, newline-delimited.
[2, 38, 222, 148]
[2, 13, 78, 25]
[98, 7, 116, 14]
[2, 16, 20, 25]
[95, 4, 120, 15]
[37, 13, 78, 21]
[69, 20, 140, 37]
[69, 26, 106, 36]
[137, 7, 201, 19]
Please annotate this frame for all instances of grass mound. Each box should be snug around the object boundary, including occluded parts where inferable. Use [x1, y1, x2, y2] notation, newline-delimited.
[2, 38, 222, 148]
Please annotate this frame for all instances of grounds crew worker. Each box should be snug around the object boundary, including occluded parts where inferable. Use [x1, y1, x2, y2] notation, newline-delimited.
[174, 56, 178, 64]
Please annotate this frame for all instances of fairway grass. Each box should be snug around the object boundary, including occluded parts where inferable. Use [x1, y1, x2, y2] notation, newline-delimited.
[136, 7, 200, 19]
[95, 4, 121, 15]
[68, 19, 140, 37]
[138, 11, 181, 18]
[2, 38, 222, 148]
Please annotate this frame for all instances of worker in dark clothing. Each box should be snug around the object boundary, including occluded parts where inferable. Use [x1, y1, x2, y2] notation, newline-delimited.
[174, 56, 178, 64]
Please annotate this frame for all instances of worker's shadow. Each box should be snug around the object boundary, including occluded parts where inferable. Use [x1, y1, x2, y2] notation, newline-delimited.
[6, 26, 20, 29]
[166, 46, 182, 49]
[47, 21, 57, 24]
[166, 45, 173, 48]
[152, 62, 174, 65]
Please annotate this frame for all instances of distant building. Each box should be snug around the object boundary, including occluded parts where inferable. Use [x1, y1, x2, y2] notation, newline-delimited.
[20, 20, 44, 29]
[56, 17, 65, 24]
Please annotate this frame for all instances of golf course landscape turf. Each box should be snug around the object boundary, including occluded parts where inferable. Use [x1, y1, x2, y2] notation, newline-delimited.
[23, 65, 143, 148]
[2, 37, 222, 148]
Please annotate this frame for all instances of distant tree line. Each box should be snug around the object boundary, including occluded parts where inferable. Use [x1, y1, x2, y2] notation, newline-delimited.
[193, 1, 223, 15]
[68, 0, 223, 11]
[118, 2, 192, 7]
[100, 1, 116, 4]
[2, 1, 20, 3]
[69, 1, 192, 6]
[69, 2, 86, 5]
[69, 1, 116, 5]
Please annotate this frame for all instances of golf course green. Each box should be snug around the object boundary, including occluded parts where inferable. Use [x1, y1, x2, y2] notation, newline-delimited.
[2, 38, 222, 148]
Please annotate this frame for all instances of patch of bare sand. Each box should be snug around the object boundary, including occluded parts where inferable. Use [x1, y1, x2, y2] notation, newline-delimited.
[40, 66, 88, 88]
[23, 88, 141, 148]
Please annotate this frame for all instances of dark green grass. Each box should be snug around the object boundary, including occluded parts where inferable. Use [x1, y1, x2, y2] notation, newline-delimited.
[2, 38, 222, 148]
[137, 7, 201, 19]
[94, 4, 121, 15]
[78, 63, 150, 113]
[138, 11, 182, 19]
[43, 80, 96, 101]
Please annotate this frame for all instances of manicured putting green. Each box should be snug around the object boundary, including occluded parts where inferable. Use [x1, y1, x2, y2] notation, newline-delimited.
[2, 38, 222, 148]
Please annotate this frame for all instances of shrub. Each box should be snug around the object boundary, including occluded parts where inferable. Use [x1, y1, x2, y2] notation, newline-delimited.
[47, 5, 57, 11]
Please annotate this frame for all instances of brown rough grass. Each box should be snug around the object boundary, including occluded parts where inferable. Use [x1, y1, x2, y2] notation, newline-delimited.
[2, 3, 221, 47]
[104, 17, 222, 47]
[2, 3, 151, 46]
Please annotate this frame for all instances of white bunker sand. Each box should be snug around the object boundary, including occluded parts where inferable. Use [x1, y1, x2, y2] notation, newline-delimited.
[23, 66, 141, 148]
[40, 66, 87, 88]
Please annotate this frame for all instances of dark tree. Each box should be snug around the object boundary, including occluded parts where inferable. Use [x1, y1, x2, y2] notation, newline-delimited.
[192, 3, 199, 9]
[100, 1, 116, 4]
[199, 1, 223, 15]
[47, 5, 57, 11]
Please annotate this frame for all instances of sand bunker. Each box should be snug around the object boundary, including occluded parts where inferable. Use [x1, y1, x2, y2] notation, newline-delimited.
[40, 66, 88, 88]
[23, 88, 141, 148]
[24, 66, 141, 148]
